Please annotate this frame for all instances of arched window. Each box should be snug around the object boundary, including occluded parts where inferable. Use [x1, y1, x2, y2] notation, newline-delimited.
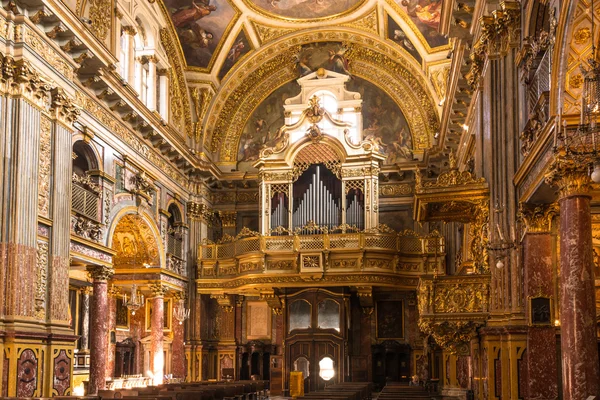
[167, 203, 184, 260]
[317, 299, 340, 332]
[288, 299, 311, 332]
[72, 141, 101, 222]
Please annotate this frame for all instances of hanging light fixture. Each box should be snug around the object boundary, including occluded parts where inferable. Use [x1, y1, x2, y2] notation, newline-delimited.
[173, 298, 190, 325]
[123, 284, 144, 315]
[555, 0, 600, 182]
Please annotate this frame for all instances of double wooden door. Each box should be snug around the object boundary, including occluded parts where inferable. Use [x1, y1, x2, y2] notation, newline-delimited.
[287, 337, 343, 392]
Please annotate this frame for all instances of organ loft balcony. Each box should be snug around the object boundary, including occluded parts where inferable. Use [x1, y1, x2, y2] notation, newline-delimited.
[196, 224, 446, 292]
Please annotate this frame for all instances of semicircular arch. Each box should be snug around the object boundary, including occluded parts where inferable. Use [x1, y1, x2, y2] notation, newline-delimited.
[204, 29, 440, 164]
[106, 206, 165, 269]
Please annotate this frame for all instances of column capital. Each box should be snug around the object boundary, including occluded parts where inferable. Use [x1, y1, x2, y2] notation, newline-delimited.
[87, 265, 114, 282]
[121, 25, 137, 36]
[149, 281, 169, 297]
[108, 285, 122, 297]
[544, 155, 591, 199]
[518, 202, 559, 234]
[218, 210, 237, 228]
[171, 290, 186, 301]
[50, 87, 80, 126]
[142, 55, 159, 64]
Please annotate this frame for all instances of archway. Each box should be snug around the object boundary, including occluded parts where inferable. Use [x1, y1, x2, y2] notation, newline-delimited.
[107, 212, 165, 383]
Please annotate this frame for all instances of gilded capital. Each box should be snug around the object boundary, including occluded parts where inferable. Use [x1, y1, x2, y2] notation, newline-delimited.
[218, 210, 237, 228]
[518, 203, 558, 234]
[50, 87, 80, 126]
[544, 155, 591, 199]
[87, 265, 114, 282]
[108, 285, 122, 297]
[171, 290, 186, 301]
[149, 282, 169, 297]
[121, 26, 137, 36]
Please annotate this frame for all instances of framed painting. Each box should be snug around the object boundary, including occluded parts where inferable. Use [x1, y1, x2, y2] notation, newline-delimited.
[376, 300, 404, 339]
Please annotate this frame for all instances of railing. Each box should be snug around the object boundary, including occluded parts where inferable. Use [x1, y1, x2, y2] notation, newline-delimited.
[72, 183, 100, 221]
[527, 48, 551, 113]
[167, 234, 183, 258]
[200, 231, 443, 261]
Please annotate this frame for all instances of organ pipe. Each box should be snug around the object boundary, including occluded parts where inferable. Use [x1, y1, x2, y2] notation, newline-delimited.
[292, 164, 343, 231]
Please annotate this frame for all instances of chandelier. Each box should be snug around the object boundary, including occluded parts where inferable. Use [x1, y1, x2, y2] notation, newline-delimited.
[173, 299, 190, 325]
[554, 0, 600, 183]
[123, 284, 144, 315]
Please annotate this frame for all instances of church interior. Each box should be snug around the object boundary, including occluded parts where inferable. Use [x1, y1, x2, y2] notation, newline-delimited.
[0, 0, 599, 399]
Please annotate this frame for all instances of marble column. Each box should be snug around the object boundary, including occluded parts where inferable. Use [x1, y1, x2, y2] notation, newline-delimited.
[520, 203, 559, 400]
[172, 292, 186, 379]
[80, 286, 93, 352]
[106, 286, 121, 379]
[149, 282, 168, 385]
[546, 162, 600, 400]
[87, 265, 114, 394]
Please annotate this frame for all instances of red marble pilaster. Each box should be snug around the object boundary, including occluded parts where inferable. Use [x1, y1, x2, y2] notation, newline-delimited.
[87, 265, 114, 395]
[172, 311, 185, 378]
[106, 286, 119, 379]
[558, 195, 600, 400]
[149, 283, 167, 385]
[521, 214, 559, 400]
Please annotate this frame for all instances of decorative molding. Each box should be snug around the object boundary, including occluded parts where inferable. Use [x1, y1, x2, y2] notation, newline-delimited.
[518, 202, 558, 234]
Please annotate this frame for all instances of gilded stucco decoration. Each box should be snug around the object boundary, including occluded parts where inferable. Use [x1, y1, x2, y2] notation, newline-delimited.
[35, 241, 49, 320]
[112, 214, 160, 267]
[191, 86, 214, 141]
[417, 275, 490, 355]
[250, 20, 296, 44]
[414, 153, 490, 273]
[38, 116, 51, 218]
[205, 31, 439, 163]
[562, 0, 599, 114]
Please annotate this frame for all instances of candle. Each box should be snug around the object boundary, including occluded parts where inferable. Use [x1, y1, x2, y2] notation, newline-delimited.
[496, 223, 505, 242]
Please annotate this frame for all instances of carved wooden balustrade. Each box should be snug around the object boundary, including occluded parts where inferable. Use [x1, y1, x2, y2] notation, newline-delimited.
[417, 274, 490, 355]
[196, 225, 445, 292]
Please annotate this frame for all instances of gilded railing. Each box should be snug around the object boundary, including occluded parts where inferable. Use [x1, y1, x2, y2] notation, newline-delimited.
[197, 226, 445, 284]
[417, 274, 490, 355]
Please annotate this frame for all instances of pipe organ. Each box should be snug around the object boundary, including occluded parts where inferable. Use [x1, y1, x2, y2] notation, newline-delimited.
[255, 69, 384, 235]
[291, 164, 342, 231]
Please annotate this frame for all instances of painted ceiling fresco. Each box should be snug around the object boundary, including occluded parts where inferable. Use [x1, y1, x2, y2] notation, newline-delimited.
[218, 29, 252, 80]
[246, 0, 364, 19]
[162, 0, 449, 74]
[393, 0, 447, 48]
[386, 15, 422, 64]
[164, 0, 237, 69]
[237, 42, 413, 167]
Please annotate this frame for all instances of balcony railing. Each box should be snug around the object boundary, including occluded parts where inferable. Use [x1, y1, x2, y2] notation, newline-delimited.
[198, 226, 445, 280]
[72, 183, 100, 221]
